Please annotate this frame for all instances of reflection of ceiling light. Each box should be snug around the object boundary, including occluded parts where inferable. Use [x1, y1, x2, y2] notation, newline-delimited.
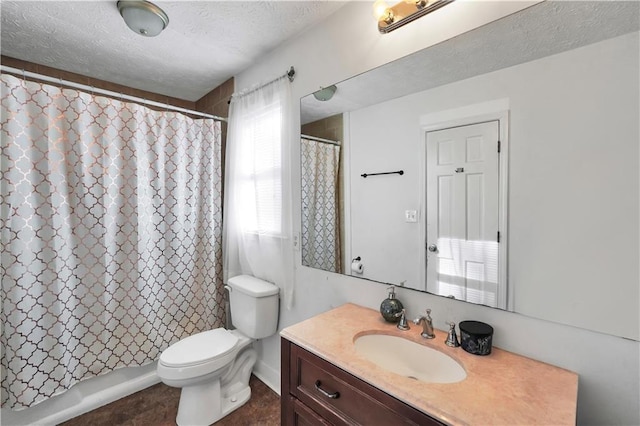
[374, 0, 454, 34]
[117, 1, 169, 37]
[313, 85, 337, 101]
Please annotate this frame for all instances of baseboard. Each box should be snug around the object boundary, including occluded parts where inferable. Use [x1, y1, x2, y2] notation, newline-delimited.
[252, 359, 281, 396]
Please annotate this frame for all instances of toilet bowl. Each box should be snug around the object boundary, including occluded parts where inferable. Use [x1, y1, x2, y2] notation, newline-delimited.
[156, 275, 279, 426]
[158, 329, 255, 425]
[158, 328, 247, 387]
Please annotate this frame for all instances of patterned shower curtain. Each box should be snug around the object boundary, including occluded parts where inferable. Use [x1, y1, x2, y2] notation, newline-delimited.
[300, 137, 341, 272]
[0, 73, 225, 410]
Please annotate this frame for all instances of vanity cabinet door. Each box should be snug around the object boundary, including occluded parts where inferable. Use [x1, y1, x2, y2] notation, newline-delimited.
[282, 338, 445, 426]
[284, 395, 332, 426]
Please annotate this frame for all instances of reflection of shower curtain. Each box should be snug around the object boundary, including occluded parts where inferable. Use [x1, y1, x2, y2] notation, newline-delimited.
[300, 137, 341, 272]
[0, 74, 225, 410]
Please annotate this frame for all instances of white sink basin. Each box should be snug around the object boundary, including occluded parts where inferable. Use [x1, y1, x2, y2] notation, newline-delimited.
[354, 334, 467, 384]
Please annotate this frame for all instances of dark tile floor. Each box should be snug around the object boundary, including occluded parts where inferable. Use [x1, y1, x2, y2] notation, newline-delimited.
[59, 375, 280, 426]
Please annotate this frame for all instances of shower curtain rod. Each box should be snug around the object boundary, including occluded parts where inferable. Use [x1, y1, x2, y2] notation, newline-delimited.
[301, 134, 340, 145]
[1, 65, 227, 122]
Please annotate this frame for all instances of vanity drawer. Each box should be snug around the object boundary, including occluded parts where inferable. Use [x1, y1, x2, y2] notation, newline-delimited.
[287, 342, 443, 426]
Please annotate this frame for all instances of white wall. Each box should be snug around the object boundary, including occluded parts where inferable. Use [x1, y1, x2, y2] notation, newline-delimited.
[348, 103, 424, 288]
[235, 2, 640, 425]
[348, 32, 639, 340]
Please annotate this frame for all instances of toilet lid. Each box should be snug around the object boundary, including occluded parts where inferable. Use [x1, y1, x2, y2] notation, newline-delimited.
[159, 328, 239, 368]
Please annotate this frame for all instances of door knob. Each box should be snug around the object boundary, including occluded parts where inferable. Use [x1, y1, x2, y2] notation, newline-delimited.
[427, 244, 438, 253]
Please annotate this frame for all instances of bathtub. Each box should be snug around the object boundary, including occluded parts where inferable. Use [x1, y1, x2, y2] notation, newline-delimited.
[1, 362, 160, 426]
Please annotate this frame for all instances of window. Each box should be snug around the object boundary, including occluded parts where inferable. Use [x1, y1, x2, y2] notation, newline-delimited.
[236, 101, 283, 235]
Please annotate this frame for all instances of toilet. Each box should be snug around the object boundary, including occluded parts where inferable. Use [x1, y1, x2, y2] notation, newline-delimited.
[157, 275, 280, 426]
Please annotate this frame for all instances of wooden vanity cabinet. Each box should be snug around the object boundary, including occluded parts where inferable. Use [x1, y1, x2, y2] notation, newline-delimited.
[281, 337, 445, 426]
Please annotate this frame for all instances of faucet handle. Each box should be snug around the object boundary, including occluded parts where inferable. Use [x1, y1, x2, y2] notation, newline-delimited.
[445, 321, 460, 347]
[425, 308, 432, 320]
[395, 309, 410, 331]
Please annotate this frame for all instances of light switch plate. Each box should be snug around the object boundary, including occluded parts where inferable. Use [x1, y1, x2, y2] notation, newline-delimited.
[405, 210, 418, 223]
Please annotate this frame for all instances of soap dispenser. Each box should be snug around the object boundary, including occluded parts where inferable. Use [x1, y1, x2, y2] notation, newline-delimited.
[380, 286, 404, 323]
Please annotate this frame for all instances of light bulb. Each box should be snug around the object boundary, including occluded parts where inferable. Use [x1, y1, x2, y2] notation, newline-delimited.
[373, 0, 393, 23]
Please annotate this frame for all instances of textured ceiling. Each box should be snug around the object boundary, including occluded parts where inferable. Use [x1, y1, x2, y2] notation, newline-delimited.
[301, 1, 640, 124]
[1, 1, 347, 101]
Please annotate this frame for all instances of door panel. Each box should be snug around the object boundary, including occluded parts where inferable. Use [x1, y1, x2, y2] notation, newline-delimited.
[426, 121, 502, 308]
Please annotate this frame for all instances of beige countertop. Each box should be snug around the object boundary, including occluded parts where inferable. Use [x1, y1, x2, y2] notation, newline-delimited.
[280, 303, 578, 425]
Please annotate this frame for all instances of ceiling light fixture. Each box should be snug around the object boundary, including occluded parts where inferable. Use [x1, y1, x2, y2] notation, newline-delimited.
[373, 0, 453, 34]
[117, 1, 169, 37]
[313, 85, 337, 101]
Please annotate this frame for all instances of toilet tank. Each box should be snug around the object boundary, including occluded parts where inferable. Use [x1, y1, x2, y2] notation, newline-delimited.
[227, 275, 280, 339]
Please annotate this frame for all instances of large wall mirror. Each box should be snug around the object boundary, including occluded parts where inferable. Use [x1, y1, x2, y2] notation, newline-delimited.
[299, 1, 639, 340]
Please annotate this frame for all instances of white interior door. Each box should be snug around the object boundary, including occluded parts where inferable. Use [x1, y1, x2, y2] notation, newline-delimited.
[425, 120, 503, 308]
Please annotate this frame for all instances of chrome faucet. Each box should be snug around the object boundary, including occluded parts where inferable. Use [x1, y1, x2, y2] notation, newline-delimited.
[413, 309, 435, 339]
[395, 309, 410, 331]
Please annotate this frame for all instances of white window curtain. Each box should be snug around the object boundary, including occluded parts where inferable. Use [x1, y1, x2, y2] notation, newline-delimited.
[223, 77, 294, 308]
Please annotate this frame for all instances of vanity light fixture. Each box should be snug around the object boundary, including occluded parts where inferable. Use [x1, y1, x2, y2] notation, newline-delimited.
[117, 0, 169, 37]
[373, 0, 454, 34]
[313, 85, 337, 101]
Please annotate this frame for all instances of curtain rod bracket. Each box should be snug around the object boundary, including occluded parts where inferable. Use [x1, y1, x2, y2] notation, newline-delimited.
[231, 65, 297, 102]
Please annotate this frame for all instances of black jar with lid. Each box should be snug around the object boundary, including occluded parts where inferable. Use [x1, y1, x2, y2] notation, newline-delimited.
[459, 321, 493, 356]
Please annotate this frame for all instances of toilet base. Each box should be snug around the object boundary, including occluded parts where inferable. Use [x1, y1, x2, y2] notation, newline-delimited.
[176, 381, 251, 426]
[174, 342, 257, 426]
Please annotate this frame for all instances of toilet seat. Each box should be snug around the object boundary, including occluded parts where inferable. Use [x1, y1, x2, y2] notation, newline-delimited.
[160, 328, 239, 368]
